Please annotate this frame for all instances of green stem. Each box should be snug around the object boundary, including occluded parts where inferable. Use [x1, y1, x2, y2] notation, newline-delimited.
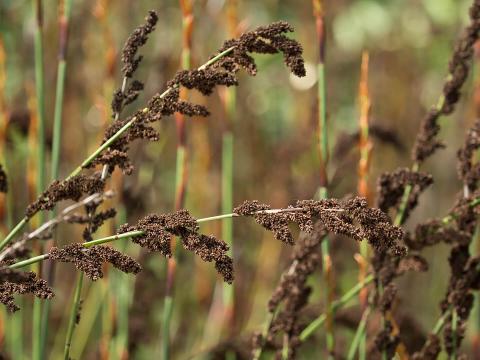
[450, 309, 458, 360]
[162, 295, 173, 360]
[299, 274, 374, 342]
[3, 150, 24, 359]
[252, 310, 277, 360]
[347, 308, 371, 360]
[63, 272, 84, 360]
[10, 254, 49, 269]
[33, 1, 46, 358]
[51, 60, 67, 180]
[0, 217, 28, 252]
[433, 309, 451, 335]
[43, 1, 74, 355]
[221, 87, 235, 329]
[0, 46, 236, 252]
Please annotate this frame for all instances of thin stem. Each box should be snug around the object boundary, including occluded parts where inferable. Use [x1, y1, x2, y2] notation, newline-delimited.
[33, 1, 46, 358]
[451, 309, 458, 360]
[10, 254, 49, 269]
[347, 307, 371, 360]
[63, 272, 84, 360]
[433, 308, 451, 335]
[299, 274, 374, 342]
[51, 0, 73, 181]
[221, 115, 234, 328]
[0, 217, 28, 251]
[313, 0, 335, 354]
[252, 310, 277, 360]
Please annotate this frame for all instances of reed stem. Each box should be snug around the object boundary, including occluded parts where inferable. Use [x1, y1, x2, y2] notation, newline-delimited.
[347, 307, 370, 360]
[33, 0, 46, 358]
[299, 274, 374, 342]
[312, 0, 335, 356]
[41, 1, 74, 356]
[63, 272, 83, 360]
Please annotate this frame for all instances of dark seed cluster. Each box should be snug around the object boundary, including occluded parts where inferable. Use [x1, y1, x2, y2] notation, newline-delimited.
[25, 174, 105, 218]
[234, 197, 404, 252]
[92, 21, 306, 175]
[0, 263, 53, 312]
[66, 208, 117, 242]
[121, 10, 158, 78]
[112, 8, 157, 116]
[119, 209, 234, 283]
[412, 335, 441, 360]
[49, 244, 142, 281]
[457, 119, 480, 192]
[216, 21, 306, 78]
[377, 168, 433, 219]
[412, 0, 480, 163]
[405, 220, 471, 251]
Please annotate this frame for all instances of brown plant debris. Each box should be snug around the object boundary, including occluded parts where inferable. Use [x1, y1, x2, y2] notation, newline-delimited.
[377, 168, 433, 219]
[412, 0, 480, 162]
[92, 21, 306, 175]
[49, 243, 142, 281]
[0, 263, 53, 312]
[234, 197, 404, 252]
[0, 164, 7, 193]
[119, 209, 234, 283]
[25, 174, 105, 218]
[121, 10, 158, 78]
[457, 119, 480, 192]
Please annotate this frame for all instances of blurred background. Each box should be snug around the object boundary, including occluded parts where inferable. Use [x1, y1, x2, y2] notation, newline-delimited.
[0, 0, 479, 358]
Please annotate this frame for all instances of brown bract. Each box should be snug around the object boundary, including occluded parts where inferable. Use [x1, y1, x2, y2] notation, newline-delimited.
[119, 209, 234, 283]
[49, 243, 142, 281]
[0, 263, 53, 312]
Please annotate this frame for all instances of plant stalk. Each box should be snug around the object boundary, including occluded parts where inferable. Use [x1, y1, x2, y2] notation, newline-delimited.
[41, 1, 74, 356]
[33, 0, 46, 358]
[63, 272, 83, 360]
[299, 274, 374, 342]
